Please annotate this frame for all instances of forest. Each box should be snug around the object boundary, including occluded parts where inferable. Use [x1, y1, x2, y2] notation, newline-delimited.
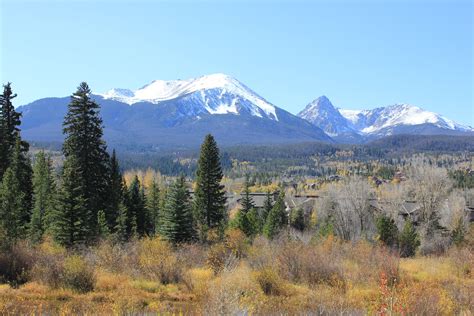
[0, 82, 473, 314]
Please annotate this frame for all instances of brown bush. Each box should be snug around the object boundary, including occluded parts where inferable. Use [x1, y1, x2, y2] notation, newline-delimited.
[254, 267, 285, 295]
[0, 241, 35, 287]
[206, 243, 237, 275]
[247, 236, 274, 270]
[275, 238, 345, 287]
[176, 243, 207, 269]
[137, 237, 182, 284]
[31, 239, 95, 293]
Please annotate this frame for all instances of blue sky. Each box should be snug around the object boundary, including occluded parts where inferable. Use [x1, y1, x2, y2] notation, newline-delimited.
[1, 0, 473, 126]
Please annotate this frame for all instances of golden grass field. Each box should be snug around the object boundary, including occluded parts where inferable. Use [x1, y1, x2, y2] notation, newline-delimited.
[0, 231, 472, 315]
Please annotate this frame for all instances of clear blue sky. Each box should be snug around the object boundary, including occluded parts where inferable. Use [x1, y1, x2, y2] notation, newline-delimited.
[1, 0, 473, 126]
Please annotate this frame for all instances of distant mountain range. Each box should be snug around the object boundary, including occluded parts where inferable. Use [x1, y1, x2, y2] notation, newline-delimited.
[17, 73, 473, 149]
[298, 96, 473, 143]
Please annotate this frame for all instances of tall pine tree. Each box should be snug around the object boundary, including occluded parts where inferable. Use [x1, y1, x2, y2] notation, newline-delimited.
[263, 191, 288, 239]
[51, 155, 90, 247]
[0, 82, 22, 179]
[194, 134, 227, 237]
[29, 151, 57, 243]
[0, 83, 33, 219]
[160, 176, 195, 244]
[146, 179, 161, 235]
[61, 82, 110, 241]
[0, 167, 26, 241]
[236, 174, 256, 236]
[126, 176, 149, 237]
[107, 149, 124, 231]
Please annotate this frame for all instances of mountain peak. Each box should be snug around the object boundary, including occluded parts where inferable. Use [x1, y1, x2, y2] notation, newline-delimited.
[300, 98, 473, 137]
[98, 74, 279, 121]
[298, 95, 354, 136]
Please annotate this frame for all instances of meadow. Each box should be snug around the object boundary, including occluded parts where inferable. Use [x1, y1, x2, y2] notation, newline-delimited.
[0, 229, 472, 315]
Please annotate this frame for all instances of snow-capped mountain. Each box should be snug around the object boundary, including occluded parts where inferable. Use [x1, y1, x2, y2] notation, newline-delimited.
[17, 74, 331, 149]
[99, 73, 278, 121]
[298, 96, 357, 137]
[298, 96, 473, 142]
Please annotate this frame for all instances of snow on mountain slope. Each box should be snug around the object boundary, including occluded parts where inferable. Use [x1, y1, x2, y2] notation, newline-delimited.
[299, 96, 473, 140]
[298, 96, 355, 136]
[339, 104, 473, 134]
[99, 73, 278, 121]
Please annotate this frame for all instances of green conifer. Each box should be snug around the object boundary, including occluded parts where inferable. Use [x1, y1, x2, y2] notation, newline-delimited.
[194, 134, 227, 235]
[399, 220, 420, 257]
[62, 82, 110, 239]
[263, 191, 287, 238]
[160, 176, 195, 244]
[29, 151, 56, 243]
[146, 179, 161, 235]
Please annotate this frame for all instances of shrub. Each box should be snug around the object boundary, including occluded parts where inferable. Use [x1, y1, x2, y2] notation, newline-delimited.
[0, 242, 35, 287]
[62, 255, 95, 293]
[254, 268, 284, 295]
[137, 237, 182, 284]
[31, 239, 95, 293]
[224, 229, 248, 259]
[275, 239, 345, 287]
[204, 265, 259, 315]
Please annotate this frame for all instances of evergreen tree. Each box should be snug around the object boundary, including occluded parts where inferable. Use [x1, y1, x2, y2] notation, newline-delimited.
[62, 82, 110, 239]
[29, 151, 57, 243]
[97, 210, 110, 239]
[107, 149, 124, 231]
[9, 137, 33, 228]
[399, 220, 420, 257]
[451, 216, 467, 246]
[0, 83, 21, 179]
[0, 167, 26, 240]
[263, 191, 287, 238]
[245, 208, 261, 237]
[160, 176, 195, 244]
[236, 175, 256, 236]
[290, 207, 305, 231]
[50, 156, 90, 247]
[376, 215, 399, 248]
[114, 202, 129, 243]
[146, 179, 161, 235]
[240, 175, 255, 213]
[262, 190, 273, 222]
[126, 176, 149, 237]
[194, 134, 227, 235]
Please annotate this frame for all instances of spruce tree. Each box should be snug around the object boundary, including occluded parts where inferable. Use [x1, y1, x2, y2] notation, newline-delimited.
[0, 167, 26, 240]
[51, 156, 90, 247]
[97, 210, 110, 239]
[263, 191, 288, 239]
[194, 134, 227, 234]
[127, 176, 149, 237]
[262, 190, 273, 221]
[236, 175, 255, 236]
[399, 220, 420, 257]
[62, 82, 110, 239]
[114, 202, 129, 243]
[9, 137, 33, 227]
[0, 82, 21, 179]
[107, 149, 124, 231]
[376, 215, 399, 248]
[160, 176, 195, 244]
[290, 207, 305, 231]
[146, 179, 161, 235]
[29, 151, 57, 243]
[240, 175, 255, 213]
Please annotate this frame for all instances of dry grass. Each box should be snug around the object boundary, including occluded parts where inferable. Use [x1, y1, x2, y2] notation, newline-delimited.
[0, 234, 473, 314]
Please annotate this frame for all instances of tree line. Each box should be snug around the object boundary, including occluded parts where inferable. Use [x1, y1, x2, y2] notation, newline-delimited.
[0, 82, 290, 247]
